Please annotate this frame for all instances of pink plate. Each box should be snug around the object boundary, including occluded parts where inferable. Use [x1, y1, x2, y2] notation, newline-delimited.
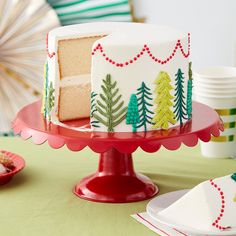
[0, 151, 25, 185]
[12, 101, 223, 203]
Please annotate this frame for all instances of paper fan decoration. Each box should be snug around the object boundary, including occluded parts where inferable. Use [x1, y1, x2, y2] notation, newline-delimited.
[47, 0, 133, 25]
[0, 0, 60, 134]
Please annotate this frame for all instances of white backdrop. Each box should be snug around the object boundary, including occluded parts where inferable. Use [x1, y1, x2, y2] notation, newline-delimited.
[134, 0, 236, 69]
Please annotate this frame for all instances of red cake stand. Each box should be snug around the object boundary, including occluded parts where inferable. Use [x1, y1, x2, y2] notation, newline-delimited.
[12, 101, 223, 203]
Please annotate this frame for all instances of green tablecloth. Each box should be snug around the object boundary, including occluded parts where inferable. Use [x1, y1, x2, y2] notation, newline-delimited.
[0, 137, 235, 236]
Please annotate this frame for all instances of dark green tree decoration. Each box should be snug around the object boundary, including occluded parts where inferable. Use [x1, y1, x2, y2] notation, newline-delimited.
[42, 61, 49, 117]
[93, 74, 127, 132]
[136, 82, 154, 131]
[174, 69, 187, 125]
[126, 94, 140, 132]
[186, 62, 193, 120]
[47, 81, 55, 122]
[90, 92, 100, 128]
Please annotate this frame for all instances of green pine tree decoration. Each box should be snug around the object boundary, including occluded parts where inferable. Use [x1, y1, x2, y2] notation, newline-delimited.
[174, 69, 187, 125]
[186, 62, 193, 120]
[47, 81, 55, 122]
[90, 92, 100, 128]
[93, 74, 127, 132]
[41, 61, 49, 117]
[136, 82, 154, 131]
[152, 71, 176, 130]
[126, 94, 140, 132]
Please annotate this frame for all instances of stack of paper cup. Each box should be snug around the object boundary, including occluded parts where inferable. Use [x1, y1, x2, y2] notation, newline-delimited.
[193, 66, 236, 158]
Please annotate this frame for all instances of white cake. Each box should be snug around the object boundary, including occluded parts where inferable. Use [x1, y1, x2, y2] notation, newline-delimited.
[158, 174, 236, 233]
[42, 22, 192, 132]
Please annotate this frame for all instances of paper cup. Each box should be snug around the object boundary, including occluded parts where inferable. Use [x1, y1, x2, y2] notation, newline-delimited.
[193, 84, 236, 94]
[193, 66, 236, 83]
[193, 66, 236, 158]
[194, 83, 236, 89]
[194, 90, 236, 99]
[194, 94, 236, 158]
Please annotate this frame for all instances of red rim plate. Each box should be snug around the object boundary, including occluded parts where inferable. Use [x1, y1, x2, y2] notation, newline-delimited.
[0, 151, 25, 185]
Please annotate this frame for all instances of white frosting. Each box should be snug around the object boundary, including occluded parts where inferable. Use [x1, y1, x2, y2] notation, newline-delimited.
[158, 175, 236, 233]
[60, 74, 90, 87]
[47, 22, 190, 132]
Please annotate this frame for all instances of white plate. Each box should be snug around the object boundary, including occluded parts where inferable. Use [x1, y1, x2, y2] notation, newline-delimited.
[146, 189, 236, 236]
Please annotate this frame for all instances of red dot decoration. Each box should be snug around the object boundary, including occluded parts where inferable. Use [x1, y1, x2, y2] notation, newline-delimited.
[88, 34, 190, 67]
[46, 33, 56, 58]
[47, 33, 191, 62]
[209, 179, 230, 231]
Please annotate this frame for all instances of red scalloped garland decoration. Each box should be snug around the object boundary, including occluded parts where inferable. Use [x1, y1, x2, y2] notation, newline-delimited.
[91, 33, 190, 67]
[210, 179, 231, 231]
[46, 33, 56, 58]
[46, 33, 190, 64]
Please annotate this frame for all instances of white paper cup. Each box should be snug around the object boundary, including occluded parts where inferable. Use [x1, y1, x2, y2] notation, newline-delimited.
[194, 90, 236, 99]
[194, 82, 236, 89]
[193, 66, 236, 158]
[194, 94, 236, 158]
[193, 84, 236, 94]
[193, 66, 236, 83]
[200, 142, 236, 158]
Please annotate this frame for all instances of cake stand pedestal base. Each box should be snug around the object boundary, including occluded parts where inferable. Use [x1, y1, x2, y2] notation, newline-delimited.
[74, 148, 158, 203]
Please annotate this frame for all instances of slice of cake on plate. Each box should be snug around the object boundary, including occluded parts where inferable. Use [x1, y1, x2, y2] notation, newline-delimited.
[157, 174, 236, 233]
[0, 152, 15, 174]
[42, 22, 192, 132]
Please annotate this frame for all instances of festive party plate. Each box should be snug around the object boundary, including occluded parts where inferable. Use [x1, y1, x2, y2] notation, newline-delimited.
[0, 0, 60, 134]
[0, 150, 25, 185]
[146, 190, 236, 236]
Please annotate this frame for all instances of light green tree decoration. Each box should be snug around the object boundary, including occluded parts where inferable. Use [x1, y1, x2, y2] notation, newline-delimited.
[152, 71, 176, 129]
[90, 92, 100, 128]
[136, 82, 154, 131]
[47, 81, 55, 122]
[93, 74, 127, 132]
[41, 61, 49, 117]
[41, 62, 55, 122]
[186, 62, 193, 120]
[174, 69, 187, 125]
[126, 94, 140, 132]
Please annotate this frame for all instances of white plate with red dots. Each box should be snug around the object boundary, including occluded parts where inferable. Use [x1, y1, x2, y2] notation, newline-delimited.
[146, 189, 236, 236]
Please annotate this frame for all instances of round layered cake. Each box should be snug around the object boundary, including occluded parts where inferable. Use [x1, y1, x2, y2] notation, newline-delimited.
[42, 22, 192, 132]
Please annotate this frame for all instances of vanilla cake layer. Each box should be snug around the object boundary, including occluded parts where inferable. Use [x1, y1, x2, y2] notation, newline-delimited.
[43, 22, 192, 132]
[59, 83, 90, 121]
[58, 36, 104, 78]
